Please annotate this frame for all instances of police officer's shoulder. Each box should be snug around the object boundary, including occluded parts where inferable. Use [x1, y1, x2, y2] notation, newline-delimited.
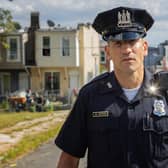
[90, 72, 110, 83]
[85, 71, 110, 87]
[79, 72, 111, 94]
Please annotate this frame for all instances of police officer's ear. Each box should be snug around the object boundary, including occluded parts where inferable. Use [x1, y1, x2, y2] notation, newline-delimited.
[105, 45, 112, 72]
[142, 39, 148, 57]
[105, 45, 111, 61]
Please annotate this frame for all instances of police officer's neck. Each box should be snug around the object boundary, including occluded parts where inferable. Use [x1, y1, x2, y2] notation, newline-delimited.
[114, 69, 144, 89]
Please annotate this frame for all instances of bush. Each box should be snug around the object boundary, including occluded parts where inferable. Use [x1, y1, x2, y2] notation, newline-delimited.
[29, 105, 36, 112]
[43, 104, 54, 112]
[1, 101, 9, 110]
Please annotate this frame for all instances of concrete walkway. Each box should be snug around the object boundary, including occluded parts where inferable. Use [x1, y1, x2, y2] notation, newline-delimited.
[2, 139, 87, 168]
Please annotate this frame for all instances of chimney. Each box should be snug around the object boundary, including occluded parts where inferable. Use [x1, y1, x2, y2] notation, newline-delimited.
[30, 12, 40, 29]
[25, 12, 40, 66]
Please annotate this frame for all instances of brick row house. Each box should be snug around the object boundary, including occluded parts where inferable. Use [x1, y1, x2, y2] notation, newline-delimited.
[0, 12, 100, 99]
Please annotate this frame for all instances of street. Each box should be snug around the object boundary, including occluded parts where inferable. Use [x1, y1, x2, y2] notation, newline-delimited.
[3, 139, 87, 168]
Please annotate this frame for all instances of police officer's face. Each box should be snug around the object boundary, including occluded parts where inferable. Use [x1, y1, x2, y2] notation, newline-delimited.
[105, 38, 148, 74]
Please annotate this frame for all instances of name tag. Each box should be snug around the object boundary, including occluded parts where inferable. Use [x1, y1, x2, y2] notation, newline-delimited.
[92, 111, 109, 118]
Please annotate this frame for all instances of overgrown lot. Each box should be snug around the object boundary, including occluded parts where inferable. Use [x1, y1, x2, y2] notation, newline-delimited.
[0, 110, 68, 166]
[0, 111, 53, 129]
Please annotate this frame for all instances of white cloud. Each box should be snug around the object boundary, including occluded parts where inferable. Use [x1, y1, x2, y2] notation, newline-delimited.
[39, 0, 86, 10]
[154, 20, 168, 31]
[25, 4, 35, 12]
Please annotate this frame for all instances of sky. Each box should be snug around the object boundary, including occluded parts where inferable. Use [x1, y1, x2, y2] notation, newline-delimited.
[1, 0, 168, 47]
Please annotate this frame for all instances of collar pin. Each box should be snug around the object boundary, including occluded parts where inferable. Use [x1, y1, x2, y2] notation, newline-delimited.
[107, 82, 112, 88]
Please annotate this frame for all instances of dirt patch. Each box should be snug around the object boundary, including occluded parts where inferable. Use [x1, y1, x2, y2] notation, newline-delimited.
[0, 110, 68, 155]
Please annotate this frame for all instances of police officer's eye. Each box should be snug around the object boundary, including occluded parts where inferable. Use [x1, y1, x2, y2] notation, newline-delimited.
[129, 39, 138, 45]
[113, 41, 122, 47]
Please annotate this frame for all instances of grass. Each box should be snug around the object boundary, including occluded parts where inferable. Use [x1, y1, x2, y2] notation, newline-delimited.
[0, 110, 68, 166]
[0, 111, 53, 129]
[0, 122, 63, 164]
[1, 119, 54, 134]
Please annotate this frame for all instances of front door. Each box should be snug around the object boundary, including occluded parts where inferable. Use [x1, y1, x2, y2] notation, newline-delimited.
[44, 72, 60, 94]
[70, 75, 78, 91]
[0, 73, 11, 95]
[19, 72, 29, 91]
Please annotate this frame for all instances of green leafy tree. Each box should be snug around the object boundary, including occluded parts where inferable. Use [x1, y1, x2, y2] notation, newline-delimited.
[13, 21, 22, 30]
[0, 8, 21, 48]
[0, 8, 21, 32]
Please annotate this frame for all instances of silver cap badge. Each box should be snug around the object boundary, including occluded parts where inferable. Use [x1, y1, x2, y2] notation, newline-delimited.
[117, 10, 132, 28]
[153, 100, 166, 117]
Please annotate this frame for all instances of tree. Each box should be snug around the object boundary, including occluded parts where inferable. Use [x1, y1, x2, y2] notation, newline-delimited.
[13, 21, 22, 30]
[0, 8, 21, 33]
[0, 8, 21, 49]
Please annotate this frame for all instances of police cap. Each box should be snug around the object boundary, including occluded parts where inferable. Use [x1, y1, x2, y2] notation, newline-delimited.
[92, 6, 154, 41]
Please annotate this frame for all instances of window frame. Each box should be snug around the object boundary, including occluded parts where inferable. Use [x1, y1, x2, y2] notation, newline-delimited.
[42, 36, 50, 56]
[62, 37, 70, 56]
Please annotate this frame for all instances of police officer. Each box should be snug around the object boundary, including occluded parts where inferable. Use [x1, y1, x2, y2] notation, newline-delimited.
[55, 7, 168, 168]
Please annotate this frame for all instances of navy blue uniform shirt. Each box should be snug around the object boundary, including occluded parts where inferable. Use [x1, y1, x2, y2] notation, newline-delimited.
[55, 69, 168, 168]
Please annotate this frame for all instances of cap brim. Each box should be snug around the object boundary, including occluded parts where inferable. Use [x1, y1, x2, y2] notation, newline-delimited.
[104, 32, 146, 41]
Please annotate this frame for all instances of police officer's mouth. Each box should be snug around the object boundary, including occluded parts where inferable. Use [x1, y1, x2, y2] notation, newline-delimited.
[122, 58, 136, 62]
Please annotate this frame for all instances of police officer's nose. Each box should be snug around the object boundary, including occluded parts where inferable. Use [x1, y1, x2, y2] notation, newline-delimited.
[121, 42, 132, 55]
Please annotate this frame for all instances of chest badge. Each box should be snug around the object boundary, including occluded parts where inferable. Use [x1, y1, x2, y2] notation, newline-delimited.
[92, 111, 109, 118]
[153, 100, 166, 117]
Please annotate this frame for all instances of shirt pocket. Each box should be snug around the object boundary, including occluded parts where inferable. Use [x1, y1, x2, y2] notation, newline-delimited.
[143, 114, 168, 158]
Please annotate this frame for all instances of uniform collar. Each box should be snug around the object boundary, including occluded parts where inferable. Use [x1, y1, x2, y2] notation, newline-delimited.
[129, 69, 153, 102]
[99, 69, 153, 101]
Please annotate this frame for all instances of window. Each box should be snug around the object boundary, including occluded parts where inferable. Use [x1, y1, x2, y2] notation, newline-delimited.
[100, 51, 106, 63]
[45, 72, 60, 93]
[42, 36, 50, 56]
[62, 38, 70, 56]
[9, 38, 17, 60]
[7, 36, 20, 62]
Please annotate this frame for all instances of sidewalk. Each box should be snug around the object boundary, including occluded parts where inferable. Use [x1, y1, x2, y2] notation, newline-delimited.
[3, 139, 87, 168]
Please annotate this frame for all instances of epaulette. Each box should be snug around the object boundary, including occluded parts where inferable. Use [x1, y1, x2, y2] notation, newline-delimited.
[81, 72, 110, 90]
[90, 72, 110, 83]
